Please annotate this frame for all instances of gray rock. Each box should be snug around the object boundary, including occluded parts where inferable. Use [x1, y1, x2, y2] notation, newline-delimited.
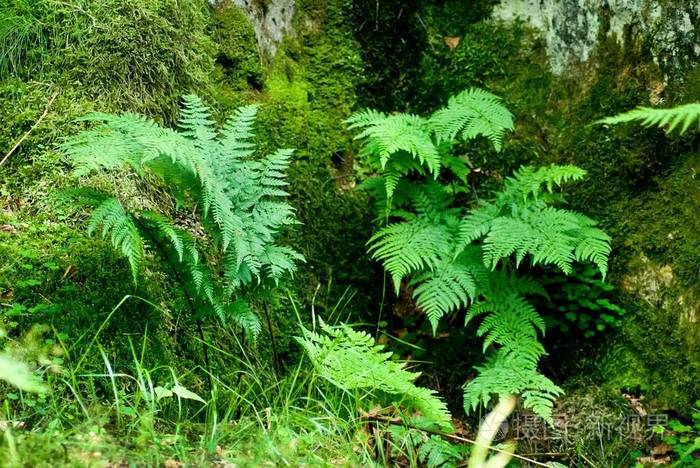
[493, 0, 700, 77]
[211, 0, 295, 57]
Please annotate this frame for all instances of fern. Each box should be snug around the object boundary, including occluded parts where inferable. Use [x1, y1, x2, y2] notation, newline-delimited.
[410, 247, 487, 331]
[347, 89, 512, 198]
[349, 89, 612, 425]
[596, 102, 700, 135]
[296, 320, 453, 431]
[460, 166, 610, 277]
[462, 350, 563, 423]
[62, 95, 303, 338]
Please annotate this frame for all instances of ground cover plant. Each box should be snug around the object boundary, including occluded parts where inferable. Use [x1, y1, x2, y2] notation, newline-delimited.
[2, 0, 700, 466]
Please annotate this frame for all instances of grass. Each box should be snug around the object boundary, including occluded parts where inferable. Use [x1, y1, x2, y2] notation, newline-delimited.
[0, 294, 381, 467]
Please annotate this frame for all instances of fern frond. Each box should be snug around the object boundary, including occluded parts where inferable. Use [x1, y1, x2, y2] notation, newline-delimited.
[347, 111, 440, 175]
[429, 88, 514, 151]
[468, 294, 545, 359]
[257, 148, 294, 197]
[502, 165, 587, 202]
[227, 299, 262, 338]
[411, 263, 477, 331]
[87, 197, 143, 283]
[64, 95, 302, 345]
[596, 103, 700, 134]
[410, 248, 487, 331]
[368, 220, 453, 292]
[139, 211, 186, 261]
[458, 166, 610, 278]
[220, 104, 258, 158]
[178, 94, 217, 147]
[297, 321, 453, 431]
[462, 350, 563, 423]
[261, 244, 305, 284]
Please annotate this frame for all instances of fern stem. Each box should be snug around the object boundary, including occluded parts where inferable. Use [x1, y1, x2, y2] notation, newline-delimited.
[262, 303, 281, 380]
[134, 217, 214, 394]
[196, 319, 214, 394]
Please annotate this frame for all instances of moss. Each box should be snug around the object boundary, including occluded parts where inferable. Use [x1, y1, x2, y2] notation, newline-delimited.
[353, 0, 500, 112]
[0, 0, 241, 391]
[3, 0, 215, 120]
[247, 0, 380, 322]
[0, 211, 183, 374]
[212, 1, 263, 92]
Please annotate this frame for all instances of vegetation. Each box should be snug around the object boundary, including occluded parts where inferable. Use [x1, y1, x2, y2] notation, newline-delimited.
[1, 0, 699, 466]
[349, 89, 611, 423]
[61, 95, 304, 336]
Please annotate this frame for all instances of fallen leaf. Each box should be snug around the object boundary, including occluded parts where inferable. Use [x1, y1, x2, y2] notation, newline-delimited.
[651, 443, 673, 456]
[444, 36, 461, 50]
[0, 224, 17, 234]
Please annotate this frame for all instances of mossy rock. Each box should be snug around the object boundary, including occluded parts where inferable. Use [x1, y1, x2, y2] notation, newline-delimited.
[212, 0, 264, 92]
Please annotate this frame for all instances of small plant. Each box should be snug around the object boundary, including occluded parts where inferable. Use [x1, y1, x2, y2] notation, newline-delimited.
[540, 264, 625, 338]
[61, 95, 304, 337]
[296, 319, 453, 432]
[348, 88, 612, 422]
[647, 401, 700, 467]
[389, 426, 469, 468]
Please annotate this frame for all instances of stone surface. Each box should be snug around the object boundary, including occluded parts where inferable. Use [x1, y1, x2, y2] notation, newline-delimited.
[493, 0, 700, 76]
[211, 0, 295, 56]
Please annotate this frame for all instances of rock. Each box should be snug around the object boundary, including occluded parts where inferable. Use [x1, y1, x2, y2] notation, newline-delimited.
[211, 0, 295, 57]
[493, 0, 700, 77]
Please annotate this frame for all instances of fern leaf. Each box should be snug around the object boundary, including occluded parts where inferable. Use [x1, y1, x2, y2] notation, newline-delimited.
[139, 211, 186, 261]
[347, 111, 441, 175]
[429, 88, 514, 151]
[596, 103, 700, 134]
[220, 104, 258, 158]
[410, 249, 486, 331]
[368, 220, 453, 292]
[227, 300, 262, 338]
[503, 165, 587, 202]
[462, 350, 563, 423]
[178, 94, 217, 147]
[261, 244, 305, 284]
[87, 198, 143, 283]
[297, 321, 453, 431]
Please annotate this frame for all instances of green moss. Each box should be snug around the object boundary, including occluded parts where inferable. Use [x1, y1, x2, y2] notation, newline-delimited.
[212, 1, 263, 92]
[2, 0, 215, 120]
[0, 211, 182, 372]
[246, 0, 379, 321]
[0, 0, 238, 386]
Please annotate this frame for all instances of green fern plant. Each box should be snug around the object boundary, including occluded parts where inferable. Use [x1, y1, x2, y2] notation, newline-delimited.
[61, 95, 304, 338]
[296, 320, 453, 432]
[596, 102, 700, 135]
[349, 88, 611, 423]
